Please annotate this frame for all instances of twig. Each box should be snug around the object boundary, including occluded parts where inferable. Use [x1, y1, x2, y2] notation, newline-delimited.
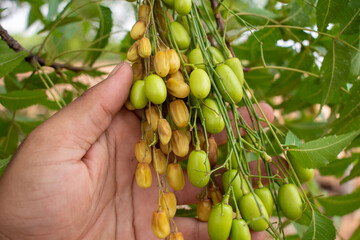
[209, 0, 235, 56]
[0, 24, 90, 73]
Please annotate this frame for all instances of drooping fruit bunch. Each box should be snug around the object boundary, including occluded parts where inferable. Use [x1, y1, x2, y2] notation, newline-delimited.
[125, 0, 313, 239]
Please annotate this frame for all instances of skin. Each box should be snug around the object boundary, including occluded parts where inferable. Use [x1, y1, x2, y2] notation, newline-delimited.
[0, 63, 273, 240]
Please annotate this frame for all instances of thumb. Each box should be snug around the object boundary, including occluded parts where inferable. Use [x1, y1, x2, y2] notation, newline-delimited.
[33, 62, 133, 151]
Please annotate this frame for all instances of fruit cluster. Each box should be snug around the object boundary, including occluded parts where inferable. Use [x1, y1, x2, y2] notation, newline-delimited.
[124, 0, 312, 239]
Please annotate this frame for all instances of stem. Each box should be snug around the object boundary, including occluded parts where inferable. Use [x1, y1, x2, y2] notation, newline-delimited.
[249, 65, 320, 78]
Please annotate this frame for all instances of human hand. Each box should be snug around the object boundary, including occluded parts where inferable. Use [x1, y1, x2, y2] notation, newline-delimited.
[0, 63, 273, 240]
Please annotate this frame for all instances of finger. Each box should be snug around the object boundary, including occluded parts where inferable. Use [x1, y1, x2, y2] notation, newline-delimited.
[174, 217, 209, 240]
[31, 63, 133, 154]
[213, 102, 274, 145]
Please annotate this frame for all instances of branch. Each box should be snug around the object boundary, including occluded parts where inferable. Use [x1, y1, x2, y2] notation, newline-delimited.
[210, 0, 235, 57]
[0, 24, 90, 73]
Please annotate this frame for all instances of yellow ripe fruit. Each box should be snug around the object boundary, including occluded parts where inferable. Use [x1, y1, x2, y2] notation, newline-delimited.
[153, 149, 167, 175]
[166, 78, 190, 98]
[197, 130, 206, 148]
[160, 141, 171, 155]
[168, 70, 185, 82]
[130, 19, 146, 40]
[143, 121, 157, 145]
[154, 51, 170, 77]
[166, 49, 181, 74]
[127, 41, 140, 62]
[166, 163, 185, 191]
[158, 118, 172, 145]
[138, 37, 151, 58]
[197, 199, 212, 222]
[151, 210, 170, 239]
[139, 3, 150, 20]
[180, 53, 191, 74]
[145, 106, 160, 131]
[206, 136, 218, 168]
[169, 232, 184, 240]
[132, 62, 144, 81]
[185, 130, 191, 143]
[135, 162, 152, 188]
[170, 130, 189, 157]
[135, 139, 152, 164]
[169, 100, 189, 128]
[160, 191, 177, 218]
[209, 186, 222, 205]
[125, 99, 135, 111]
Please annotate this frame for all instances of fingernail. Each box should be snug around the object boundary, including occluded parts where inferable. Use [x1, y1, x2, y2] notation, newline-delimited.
[108, 62, 124, 78]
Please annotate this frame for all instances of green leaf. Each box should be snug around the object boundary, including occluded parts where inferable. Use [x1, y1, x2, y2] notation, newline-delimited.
[331, 82, 360, 134]
[47, 0, 60, 20]
[288, 130, 360, 168]
[295, 204, 314, 226]
[236, 8, 279, 26]
[350, 51, 360, 78]
[0, 50, 28, 78]
[268, 49, 315, 97]
[286, 121, 327, 142]
[297, 77, 322, 104]
[0, 89, 48, 110]
[28, 4, 45, 27]
[318, 157, 355, 177]
[277, 97, 312, 114]
[335, 2, 360, 35]
[16, 119, 43, 135]
[316, 0, 348, 32]
[320, 40, 351, 105]
[285, 0, 316, 27]
[285, 131, 302, 146]
[0, 124, 19, 155]
[175, 204, 197, 217]
[0, 154, 11, 177]
[341, 160, 360, 184]
[4, 74, 23, 92]
[350, 225, 360, 240]
[40, 16, 83, 33]
[85, 5, 113, 66]
[318, 188, 360, 216]
[303, 211, 336, 240]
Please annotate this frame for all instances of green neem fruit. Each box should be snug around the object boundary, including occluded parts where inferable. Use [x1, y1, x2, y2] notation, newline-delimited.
[130, 80, 148, 109]
[288, 153, 314, 182]
[174, 0, 192, 16]
[254, 187, 274, 217]
[145, 74, 167, 104]
[210, 47, 225, 65]
[162, 0, 174, 8]
[189, 68, 211, 99]
[208, 203, 233, 240]
[278, 184, 303, 220]
[189, 48, 205, 70]
[187, 150, 211, 188]
[225, 58, 244, 86]
[202, 98, 225, 134]
[176, 16, 190, 34]
[230, 219, 251, 240]
[214, 64, 243, 103]
[239, 193, 269, 231]
[169, 22, 190, 50]
[222, 169, 249, 208]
